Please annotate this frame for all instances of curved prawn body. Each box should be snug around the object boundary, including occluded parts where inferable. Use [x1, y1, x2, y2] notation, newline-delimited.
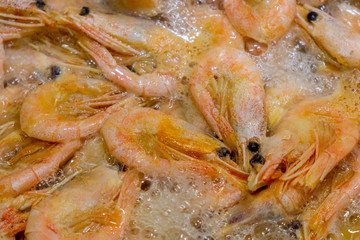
[101, 107, 247, 187]
[249, 92, 359, 191]
[296, 4, 360, 68]
[25, 166, 141, 240]
[0, 136, 81, 198]
[0, 135, 80, 237]
[303, 147, 360, 239]
[190, 46, 265, 171]
[224, 0, 296, 43]
[335, 2, 360, 33]
[78, 38, 177, 97]
[190, 6, 244, 50]
[20, 73, 138, 142]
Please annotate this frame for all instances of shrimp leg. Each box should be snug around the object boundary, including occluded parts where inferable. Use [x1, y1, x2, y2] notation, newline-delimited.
[303, 119, 359, 190]
[78, 38, 177, 97]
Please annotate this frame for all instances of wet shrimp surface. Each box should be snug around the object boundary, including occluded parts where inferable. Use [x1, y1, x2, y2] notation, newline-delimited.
[0, 0, 360, 239]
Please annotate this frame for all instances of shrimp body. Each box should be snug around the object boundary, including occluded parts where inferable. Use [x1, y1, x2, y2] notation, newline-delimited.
[25, 166, 140, 240]
[20, 74, 136, 142]
[296, 4, 360, 68]
[224, 0, 296, 43]
[59, 10, 185, 57]
[190, 47, 265, 170]
[102, 107, 247, 186]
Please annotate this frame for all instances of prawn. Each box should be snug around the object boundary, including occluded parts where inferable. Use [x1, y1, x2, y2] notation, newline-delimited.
[101, 107, 248, 195]
[216, 179, 308, 238]
[25, 166, 141, 240]
[57, 9, 185, 56]
[304, 146, 360, 239]
[223, 0, 296, 43]
[20, 73, 138, 142]
[249, 88, 359, 191]
[0, 138, 81, 198]
[296, 4, 360, 69]
[190, 46, 266, 171]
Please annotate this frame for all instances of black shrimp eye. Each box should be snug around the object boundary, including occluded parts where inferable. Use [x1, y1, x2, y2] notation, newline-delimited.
[247, 141, 260, 153]
[49, 65, 61, 80]
[80, 6, 90, 16]
[217, 147, 231, 158]
[307, 11, 318, 23]
[250, 153, 265, 167]
[35, 0, 46, 9]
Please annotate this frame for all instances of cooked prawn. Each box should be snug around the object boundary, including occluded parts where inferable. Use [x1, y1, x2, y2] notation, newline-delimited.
[101, 107, 247, 185]
[25, 166, 140, 240]
[190, 46, 265, 171]
[296, 4, 360, 68]
[20, 73, 138, 142]
[78, 38, 177, 97]
[304, 146, 360, 239]
[57, 9, 184, 56]
[249, 88, 359, 191]
[0, 139, 81, 198]
[216, 179, 307, 238]
[223, 0, 296, 43]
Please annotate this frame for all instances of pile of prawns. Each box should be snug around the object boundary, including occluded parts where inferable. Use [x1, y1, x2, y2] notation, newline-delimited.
[0, 0, 360, 239]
